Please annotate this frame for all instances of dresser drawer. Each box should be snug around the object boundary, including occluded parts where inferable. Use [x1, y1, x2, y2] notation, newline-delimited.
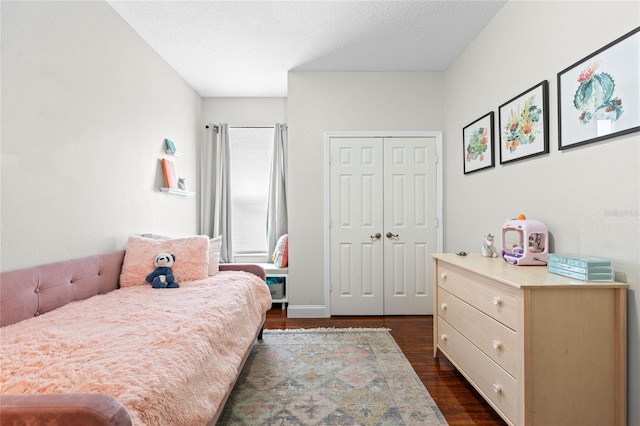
[437, 263, 521, 330]
[438, 288, 519, 378]
[438, 317, 519, 424]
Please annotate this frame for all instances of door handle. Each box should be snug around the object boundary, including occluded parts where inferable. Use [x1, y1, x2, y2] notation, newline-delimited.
[386, 232, 399, 239]
[370, 233, 382, 240]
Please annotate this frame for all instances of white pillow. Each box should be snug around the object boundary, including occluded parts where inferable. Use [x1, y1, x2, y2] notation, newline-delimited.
[272, 234, 288, 267]
[208, 235, 223, 276]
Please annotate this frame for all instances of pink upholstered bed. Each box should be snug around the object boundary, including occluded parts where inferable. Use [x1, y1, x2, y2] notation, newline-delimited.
[0, 238, 272, 426]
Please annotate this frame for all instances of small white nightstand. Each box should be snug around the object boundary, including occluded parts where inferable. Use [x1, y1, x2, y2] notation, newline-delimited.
[256, 263, 288, 309]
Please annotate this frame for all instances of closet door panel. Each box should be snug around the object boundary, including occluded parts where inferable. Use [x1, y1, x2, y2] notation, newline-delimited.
[330, 138, 384, 315]
[384, 138, 437, 315]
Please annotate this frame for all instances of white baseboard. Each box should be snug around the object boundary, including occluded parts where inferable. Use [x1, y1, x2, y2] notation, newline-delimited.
[286, 305, 329, 318]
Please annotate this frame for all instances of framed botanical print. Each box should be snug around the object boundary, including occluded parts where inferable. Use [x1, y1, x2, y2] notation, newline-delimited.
[499, 80, 549, 164]
[463, 112, 494, 174]
[558, 26, 640, 149]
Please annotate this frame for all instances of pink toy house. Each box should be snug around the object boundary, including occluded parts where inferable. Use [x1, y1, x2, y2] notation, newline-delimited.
[501, 216, 548, 266]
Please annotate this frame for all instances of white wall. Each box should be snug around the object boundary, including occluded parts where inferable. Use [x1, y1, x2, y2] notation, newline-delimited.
[443, 1, 639, 423]
[201, 97, 287, 126]
[1, 1, 201, 271]
[287, 72, 444, 313]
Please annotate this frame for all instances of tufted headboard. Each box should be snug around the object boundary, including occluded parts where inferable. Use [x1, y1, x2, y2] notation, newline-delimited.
[0, 251, 125, 327]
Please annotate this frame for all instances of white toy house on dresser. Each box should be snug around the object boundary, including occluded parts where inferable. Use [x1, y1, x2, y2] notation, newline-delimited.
[432, 253, 627, 426]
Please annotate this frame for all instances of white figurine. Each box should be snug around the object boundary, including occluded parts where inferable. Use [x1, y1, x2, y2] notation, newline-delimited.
[481, 233, 500, 258]
[177, 178, 186, 190]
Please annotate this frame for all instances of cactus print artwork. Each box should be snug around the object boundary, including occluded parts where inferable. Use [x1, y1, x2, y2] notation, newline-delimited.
[466, 127, 489, 162]
[557, 27, 639, 149]
[502, 95, 543, 153]
[463, 111, 494, 173]
[574, 61, 623, 124]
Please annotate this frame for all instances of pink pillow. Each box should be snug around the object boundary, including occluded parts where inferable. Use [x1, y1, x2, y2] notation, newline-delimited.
[120, 235, 210, 287]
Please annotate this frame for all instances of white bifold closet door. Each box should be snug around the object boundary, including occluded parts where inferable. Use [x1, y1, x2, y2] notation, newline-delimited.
[330, 137, 437, 315]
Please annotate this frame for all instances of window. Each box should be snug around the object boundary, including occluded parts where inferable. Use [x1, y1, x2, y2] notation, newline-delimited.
[228, 127, 274, 257]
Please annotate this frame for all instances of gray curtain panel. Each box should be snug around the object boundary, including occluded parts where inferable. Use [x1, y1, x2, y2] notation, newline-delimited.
[200, 123, 233, 263]
[266, 123, 288, 260]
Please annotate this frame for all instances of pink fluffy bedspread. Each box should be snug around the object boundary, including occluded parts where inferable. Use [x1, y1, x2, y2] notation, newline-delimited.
[0, 271, 272, 425]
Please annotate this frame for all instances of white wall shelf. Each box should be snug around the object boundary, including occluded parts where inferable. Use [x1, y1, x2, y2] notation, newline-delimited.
[160, 187, 194, 196]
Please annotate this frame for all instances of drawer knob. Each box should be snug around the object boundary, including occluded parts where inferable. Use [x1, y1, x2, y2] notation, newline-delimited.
[440, 334, 447, 341]
[440, 302, 447, 311]
[492, 296, 503, 307]
[440, 272, 447, 280]
[492, 340, 502, 350]
[492, 384, 502, 394]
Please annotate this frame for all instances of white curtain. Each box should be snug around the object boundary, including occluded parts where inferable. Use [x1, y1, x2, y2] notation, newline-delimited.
[200, 123, 233, 262]
[266, 123, 288, 259]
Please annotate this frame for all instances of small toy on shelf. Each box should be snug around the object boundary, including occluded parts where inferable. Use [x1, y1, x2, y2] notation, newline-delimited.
[481, 233, 500, 257]
[501, 214, 548, 266]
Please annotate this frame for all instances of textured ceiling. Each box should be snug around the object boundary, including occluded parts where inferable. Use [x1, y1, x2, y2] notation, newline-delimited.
[107, 0, 507, 97]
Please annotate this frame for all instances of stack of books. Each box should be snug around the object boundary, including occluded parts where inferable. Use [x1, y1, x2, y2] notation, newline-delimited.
[547, 253, 614, 282]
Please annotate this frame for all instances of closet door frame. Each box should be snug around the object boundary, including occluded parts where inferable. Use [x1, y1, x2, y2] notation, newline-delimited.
[323, 131, 443, 317]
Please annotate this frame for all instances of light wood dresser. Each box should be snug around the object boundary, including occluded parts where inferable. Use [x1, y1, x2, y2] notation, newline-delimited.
[432, 253, 627, 426]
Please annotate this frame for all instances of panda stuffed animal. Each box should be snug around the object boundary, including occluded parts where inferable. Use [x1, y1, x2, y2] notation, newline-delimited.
[145, 252, 179, 288]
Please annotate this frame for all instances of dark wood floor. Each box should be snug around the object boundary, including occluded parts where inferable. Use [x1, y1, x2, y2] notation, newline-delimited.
[265, 308, 507, 426]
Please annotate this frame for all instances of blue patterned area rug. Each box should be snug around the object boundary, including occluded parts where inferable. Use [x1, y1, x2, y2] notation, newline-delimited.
[217, 328, 448, 425]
